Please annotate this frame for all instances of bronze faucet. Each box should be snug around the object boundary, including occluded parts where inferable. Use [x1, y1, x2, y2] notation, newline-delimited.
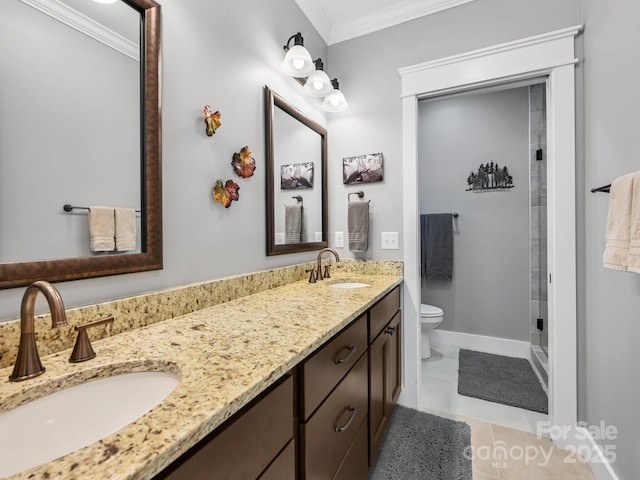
[9, 281, 68, 382]
[316, 248, 340, 281]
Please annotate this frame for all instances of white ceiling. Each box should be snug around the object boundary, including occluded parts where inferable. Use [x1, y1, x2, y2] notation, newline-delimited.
[294, 0, 476, 45]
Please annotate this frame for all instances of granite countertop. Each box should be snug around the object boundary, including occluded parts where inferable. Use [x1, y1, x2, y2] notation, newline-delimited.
[0, 271, 402, 480]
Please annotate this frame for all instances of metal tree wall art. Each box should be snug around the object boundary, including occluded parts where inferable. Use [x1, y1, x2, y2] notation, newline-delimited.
[466, 162, 514, 192]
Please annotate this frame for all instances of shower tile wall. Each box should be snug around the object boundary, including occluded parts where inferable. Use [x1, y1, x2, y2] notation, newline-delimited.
[529, 84, 548, 352]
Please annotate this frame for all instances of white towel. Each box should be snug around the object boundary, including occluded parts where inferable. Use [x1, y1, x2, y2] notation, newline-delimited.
[115, 207, 137, 251]
[88, 206, 115, 252]
[348, 201, 369, 252]
[603, 173, 635, 271]
[626, 172, 640, 272]
[285, 204, 302, 244]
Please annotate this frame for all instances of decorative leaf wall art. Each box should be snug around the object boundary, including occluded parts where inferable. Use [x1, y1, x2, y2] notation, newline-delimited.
[204, 105, 222, 136]
[231, 146, 256, 178]
[213, 179, 240, 208]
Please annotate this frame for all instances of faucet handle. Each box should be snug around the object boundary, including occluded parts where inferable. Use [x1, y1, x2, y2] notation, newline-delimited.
[305, 268, 317, 283]
[323, 264, 331, 279]
[69, 316, 114, 363]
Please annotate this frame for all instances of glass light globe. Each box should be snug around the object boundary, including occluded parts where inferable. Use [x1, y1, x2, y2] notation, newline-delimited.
[281, 45, 314, 77]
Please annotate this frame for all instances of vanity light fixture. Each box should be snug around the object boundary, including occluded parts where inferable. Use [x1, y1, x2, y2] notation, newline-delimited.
[302, 59, 333, 97]
[281, 32, 314, 77]
[321, 79, 348, 113]
[281, 32, 348, 112]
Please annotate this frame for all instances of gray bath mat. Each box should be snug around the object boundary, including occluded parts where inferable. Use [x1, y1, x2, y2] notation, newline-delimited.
[369, 406, 472, 480]
[458, 349, 548, 413]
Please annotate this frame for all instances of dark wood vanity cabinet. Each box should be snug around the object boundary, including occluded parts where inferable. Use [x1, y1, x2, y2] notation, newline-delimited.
[155, 374, 295, 480]
[155, 285, 402, 480]
[368, 286, 402, 465]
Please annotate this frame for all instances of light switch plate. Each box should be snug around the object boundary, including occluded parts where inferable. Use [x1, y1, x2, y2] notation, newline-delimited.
[335, 231, 344, 248]
[381, 232, 399, 250]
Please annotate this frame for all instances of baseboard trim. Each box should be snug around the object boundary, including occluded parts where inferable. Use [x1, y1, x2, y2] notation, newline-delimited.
[431, 329, 530, 358]
[559, 426, 620, 480]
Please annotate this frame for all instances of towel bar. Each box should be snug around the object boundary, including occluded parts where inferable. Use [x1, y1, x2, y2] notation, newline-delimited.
[348, 191, 364, 201]
[63, 204, 141, 213]
[590, 184, 611, 193]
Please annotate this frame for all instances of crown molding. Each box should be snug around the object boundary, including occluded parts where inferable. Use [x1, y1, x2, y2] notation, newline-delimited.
[18, 0, 139, 61]
[293, 0, 333, 45]
[296, 0, 476, 46]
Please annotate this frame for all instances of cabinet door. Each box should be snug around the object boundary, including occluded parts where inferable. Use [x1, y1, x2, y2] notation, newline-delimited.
[368, 324, 390, 464]
[368, 310, 402, 465]
[156, 375, 293, 480]
[387, 310, 402, 407]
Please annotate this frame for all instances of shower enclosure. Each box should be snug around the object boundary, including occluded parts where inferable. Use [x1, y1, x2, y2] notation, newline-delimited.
[529, 83, 549, 388]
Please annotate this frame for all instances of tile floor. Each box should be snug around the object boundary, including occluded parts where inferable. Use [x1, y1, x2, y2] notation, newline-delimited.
[419, 344, 595, 479]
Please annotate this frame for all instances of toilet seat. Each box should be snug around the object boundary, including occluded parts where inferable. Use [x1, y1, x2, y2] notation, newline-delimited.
[420, 304, 443, 318]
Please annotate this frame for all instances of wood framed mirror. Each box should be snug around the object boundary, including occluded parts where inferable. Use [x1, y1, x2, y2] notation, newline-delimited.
[0, 0, 162, 289]
[265, 86, 328, 256]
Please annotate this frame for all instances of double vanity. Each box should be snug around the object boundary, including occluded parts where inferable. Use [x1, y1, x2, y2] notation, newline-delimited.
[0, 263, 403, 479]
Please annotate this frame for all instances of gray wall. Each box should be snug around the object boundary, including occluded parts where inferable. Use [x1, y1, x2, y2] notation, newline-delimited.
[0, 0, 328, 320]
[582, 1, 640, 478]
[326, 0, 582, 261]
[418, 87, 530, 341]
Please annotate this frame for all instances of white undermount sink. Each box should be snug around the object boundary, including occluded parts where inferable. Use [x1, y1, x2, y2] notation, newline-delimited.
[0, 371, 179, 477]
[329, 282, 370, 289]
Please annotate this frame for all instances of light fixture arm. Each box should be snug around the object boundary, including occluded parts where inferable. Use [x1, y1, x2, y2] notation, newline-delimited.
[283, 32, 304, 52]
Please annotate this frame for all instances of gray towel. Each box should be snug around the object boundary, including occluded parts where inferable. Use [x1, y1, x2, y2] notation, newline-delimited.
[421, 213, 453, 281]
[285, 204, 302, 244]
[348, 201, 369, 252]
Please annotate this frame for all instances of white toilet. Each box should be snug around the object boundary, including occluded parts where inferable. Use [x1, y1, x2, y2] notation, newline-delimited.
[420, 303, 444, 359]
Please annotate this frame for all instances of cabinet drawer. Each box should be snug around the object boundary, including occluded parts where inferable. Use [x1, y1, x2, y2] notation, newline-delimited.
[301, 353, 368, 480]
[369, 286, 400, 343]
[302, 314, 367, 419]
[258, 440, 295, 480]
[332, 416, 368, 480]
[157, 374, 293, 480]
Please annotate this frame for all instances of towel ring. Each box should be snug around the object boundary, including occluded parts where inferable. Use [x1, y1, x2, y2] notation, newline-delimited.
[291, 195, 303, 206]
[348, 191, 365, 201]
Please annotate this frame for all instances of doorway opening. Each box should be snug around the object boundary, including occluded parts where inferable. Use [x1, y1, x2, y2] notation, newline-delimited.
[417, 80, 550, 430]
[398, 25, 581, 440]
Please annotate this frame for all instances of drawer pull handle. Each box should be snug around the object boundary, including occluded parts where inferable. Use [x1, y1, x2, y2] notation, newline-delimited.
[335, 406, 357, 433]
[334, 345, 356, 364]
[385, 326, 396, 335]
